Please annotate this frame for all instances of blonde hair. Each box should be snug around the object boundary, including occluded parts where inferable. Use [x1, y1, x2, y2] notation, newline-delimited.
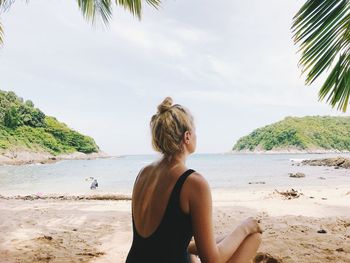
[150, 97, 194, 156]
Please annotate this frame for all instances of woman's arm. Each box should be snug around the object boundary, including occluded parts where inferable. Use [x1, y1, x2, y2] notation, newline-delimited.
[187, 173, 261, 263]
[187, 235, 225, 255]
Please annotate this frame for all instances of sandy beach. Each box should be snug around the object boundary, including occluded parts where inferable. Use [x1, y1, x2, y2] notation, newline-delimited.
[0, 186, 349, 263]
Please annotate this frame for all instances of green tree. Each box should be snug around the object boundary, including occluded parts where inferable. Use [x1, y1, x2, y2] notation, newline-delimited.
[25, 100, 34, 107]
[5, 91, 17, 102]
[0, 0, 160, 45]
[18, 105, 45, 127]
[292, 0, 350, 112]
[4, 106, 21, 128]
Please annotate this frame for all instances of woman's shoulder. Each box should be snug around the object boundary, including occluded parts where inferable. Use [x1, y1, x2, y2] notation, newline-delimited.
[185, 171, 210, 193]
[183, 171, 212, 208]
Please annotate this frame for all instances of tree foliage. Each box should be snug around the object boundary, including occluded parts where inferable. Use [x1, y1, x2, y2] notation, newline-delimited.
[0, 90, 99, 154]
[233, 116, 350, 152]
[4, 106, 21, 128]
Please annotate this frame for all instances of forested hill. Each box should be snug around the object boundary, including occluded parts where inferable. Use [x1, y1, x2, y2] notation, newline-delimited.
[232, 116, 350, 153]
[0, 90, 99, 156]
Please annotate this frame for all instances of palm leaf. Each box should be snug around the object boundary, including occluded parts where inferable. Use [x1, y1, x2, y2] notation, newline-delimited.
[0, 0, 16, 12]
[115, 0, 161, 19]
[76, 0, 113, 24]
[292, 0, 350, 112]
[0, 0, 16, 45]
[76, 0, 160, 24]
[0, 22, 3, 45]
[0, 0, 160, 45]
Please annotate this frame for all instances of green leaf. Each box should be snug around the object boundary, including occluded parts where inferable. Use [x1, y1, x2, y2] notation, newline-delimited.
[0, 0, 161, 45]
[0, 22, 3, 45]
[292, 0, 350, 112]
[76, 0, 161, 24]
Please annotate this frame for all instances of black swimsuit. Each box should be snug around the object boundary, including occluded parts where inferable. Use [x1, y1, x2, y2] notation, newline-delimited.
[126, 169, 196, 263]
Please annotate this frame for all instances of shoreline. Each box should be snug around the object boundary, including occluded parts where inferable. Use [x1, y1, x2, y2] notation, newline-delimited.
[0, 193, 132, 201]
[230, 149, 350, 154]
[1, 185, 348, 216]
[2, 150, 350, 166]
[0, 150, 113, 166]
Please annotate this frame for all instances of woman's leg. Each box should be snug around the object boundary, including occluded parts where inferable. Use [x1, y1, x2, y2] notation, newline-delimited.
[189, 233, 261, 263]
[226, 233, 262, 263]
[188, 235, 226, 263]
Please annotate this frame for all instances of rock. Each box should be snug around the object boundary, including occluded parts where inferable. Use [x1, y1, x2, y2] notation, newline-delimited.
[253, 252, 281, 263]
[37, 235, 53, 241]
[318, 177, 326, 180]
[336, 248, 344, 252]
[249, 181, 266, 184]
[302, 157, 350, 169]
[317, 229, 327, 234]
[289, 172, 305, 178]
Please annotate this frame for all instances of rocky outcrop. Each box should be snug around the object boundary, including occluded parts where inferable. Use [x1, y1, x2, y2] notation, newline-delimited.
[289, 172, 306, 178]
[0, 149, 110, 166]
[301, 157, 350, 169]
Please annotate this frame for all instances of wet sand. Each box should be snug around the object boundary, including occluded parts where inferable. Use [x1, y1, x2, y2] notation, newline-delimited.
[0, 187, 349, 263]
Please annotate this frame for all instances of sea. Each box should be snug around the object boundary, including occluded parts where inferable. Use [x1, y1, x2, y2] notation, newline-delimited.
[0, 153, 349, 196]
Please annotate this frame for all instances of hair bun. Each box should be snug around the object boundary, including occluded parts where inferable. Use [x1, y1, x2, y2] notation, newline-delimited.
[157, 97, 173, 114]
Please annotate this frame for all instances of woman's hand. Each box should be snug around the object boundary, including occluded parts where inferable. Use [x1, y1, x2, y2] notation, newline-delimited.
[240, 217, 263, 236]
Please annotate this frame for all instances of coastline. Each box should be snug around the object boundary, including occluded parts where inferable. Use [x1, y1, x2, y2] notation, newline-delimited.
[0, 150, 112, 166]
[0, 186, 349, 263]
[230, 149, 350, 154]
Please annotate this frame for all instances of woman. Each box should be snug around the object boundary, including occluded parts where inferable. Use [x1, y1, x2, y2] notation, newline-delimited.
[126, 97, 262, 263]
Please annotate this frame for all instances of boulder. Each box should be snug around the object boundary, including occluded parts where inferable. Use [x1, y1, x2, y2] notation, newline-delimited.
[289, 172, 306, 178]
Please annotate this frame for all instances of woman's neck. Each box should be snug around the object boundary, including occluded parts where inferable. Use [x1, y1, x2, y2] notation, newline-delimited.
[162, 152, 188, 167]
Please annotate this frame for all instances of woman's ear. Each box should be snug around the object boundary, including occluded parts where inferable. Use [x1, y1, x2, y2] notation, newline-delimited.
[184, 131, 190, 144]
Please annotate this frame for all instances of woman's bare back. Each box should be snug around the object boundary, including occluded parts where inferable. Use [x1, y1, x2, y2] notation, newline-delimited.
[131, 161, 192, 238]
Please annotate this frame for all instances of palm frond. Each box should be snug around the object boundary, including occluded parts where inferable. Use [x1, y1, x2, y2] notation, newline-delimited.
[0, 0, 15, 12]
[0, 22, 3, 45]
[116, 0, 160, 19]
[76, 0, 113, 24]
[0, 0, 18, 46]
[292, 0, 350, 112]
[76, 0, 160, 24]
[0, 0, 160, 46]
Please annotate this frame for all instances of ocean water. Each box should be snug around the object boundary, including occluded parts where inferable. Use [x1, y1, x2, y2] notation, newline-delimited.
[0, 153, 349, 196]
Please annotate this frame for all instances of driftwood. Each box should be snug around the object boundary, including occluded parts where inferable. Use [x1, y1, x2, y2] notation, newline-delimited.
[275, 189, 302, 199]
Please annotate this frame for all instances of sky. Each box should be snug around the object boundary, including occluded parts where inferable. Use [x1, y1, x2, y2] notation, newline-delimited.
[0, 0, 348, 155]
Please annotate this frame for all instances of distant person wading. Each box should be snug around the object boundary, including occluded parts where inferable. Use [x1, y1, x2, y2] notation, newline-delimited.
[126, 97, 262, 263]
[90, 179, 98, 190]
